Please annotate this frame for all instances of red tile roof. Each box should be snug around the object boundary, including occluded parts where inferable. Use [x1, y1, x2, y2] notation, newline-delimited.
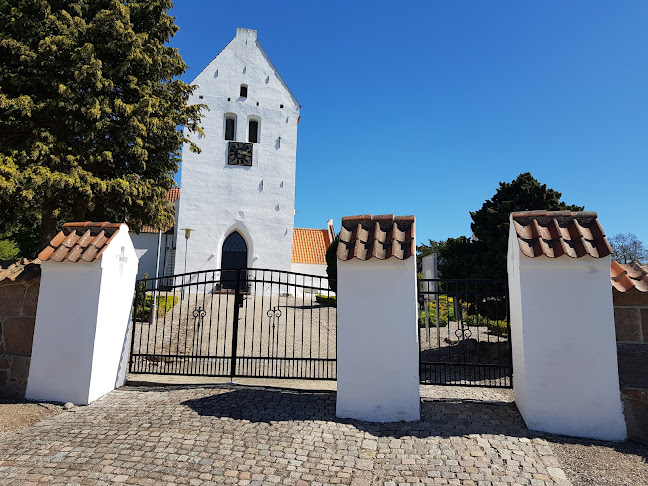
[167, 187, 180, 202]
[511, 211, 612, 259]
[140, 188, 180, 233]
[611, 260, 648, 293]
[292, 228, 331, 265]
[337, 214, 415, 261]
[38, 222, 124, 263]
[0, 259, 41, 282]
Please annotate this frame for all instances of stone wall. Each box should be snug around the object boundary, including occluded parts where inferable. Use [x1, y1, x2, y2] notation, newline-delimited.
[613, 290, 648, 444]
[0, 274, 40, 398]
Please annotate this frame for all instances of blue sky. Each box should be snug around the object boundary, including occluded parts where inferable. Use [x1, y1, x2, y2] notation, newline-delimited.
[169, 1, 648, 245]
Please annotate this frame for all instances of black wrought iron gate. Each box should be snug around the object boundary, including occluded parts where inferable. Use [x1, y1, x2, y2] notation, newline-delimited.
[129, 268, 337, 380]
[418, 279, 512, 388]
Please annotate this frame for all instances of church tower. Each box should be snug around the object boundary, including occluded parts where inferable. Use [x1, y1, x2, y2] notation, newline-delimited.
[175, 28, 300, 276]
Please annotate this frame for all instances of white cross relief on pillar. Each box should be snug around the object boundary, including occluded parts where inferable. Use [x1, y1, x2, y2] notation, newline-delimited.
[118, 246, 128, 276]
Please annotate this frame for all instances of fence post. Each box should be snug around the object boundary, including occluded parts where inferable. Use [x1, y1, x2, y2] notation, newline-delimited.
[230, 269, 241, 378]
[336, 214, 420, 422]
[507, 211, 626, 440]
[26, 222, 138, 406]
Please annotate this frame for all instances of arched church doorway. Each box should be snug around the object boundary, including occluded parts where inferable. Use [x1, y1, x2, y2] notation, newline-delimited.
[221, 232, 247, 289]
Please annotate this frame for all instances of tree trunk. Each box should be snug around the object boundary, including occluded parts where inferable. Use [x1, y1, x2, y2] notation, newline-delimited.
[40, 202, 58, 250]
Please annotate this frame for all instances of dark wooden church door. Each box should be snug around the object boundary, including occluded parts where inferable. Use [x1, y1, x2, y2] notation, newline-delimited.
[221, 232, 247, 289]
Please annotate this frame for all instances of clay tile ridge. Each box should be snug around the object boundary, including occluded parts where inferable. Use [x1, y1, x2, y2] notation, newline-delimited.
[511, 210, 612, 259]
[337, 214, 415, 261]
[38, 222, 126, 263]
[611, 260, 648, 293]
[0, 258, 42, 282]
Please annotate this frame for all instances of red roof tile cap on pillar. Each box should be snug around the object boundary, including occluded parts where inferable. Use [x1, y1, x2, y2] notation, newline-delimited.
[38, 222, 126, 263]
[611, 260, 648, 293]
[511, 210, 613, 259]
[337, 214, 415, 261]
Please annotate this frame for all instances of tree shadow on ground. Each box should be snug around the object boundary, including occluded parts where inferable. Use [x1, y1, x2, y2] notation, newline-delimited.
[179, 384, 529, 439]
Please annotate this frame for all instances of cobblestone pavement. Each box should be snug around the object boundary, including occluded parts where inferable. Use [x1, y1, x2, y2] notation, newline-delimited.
[0, 385, 570, 485]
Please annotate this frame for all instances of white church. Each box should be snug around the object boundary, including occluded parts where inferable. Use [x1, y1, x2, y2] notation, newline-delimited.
[131, 28, 333, 282]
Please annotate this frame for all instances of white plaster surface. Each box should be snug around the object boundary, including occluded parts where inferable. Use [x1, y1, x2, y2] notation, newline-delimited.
[507, 217, 626, 440]
[175, 28, 299, 275]
[26, 225, 138, 405]
[130, 231, 174, 281]
[336, 257, 420, 422]
[289, 263, 331, 297]
[290, 262, 327, 278]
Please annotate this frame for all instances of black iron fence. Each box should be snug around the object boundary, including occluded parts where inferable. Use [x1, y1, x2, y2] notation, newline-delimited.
[418, 279, 512, 388]
[129, 268, 337, 380]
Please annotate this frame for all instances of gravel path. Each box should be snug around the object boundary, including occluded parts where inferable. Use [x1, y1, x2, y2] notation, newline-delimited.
[0, 399, 62, 436]
[545, 434, 648, 486]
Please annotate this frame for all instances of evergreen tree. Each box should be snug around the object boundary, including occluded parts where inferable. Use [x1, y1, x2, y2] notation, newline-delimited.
[418, 173, 583, 280]
[0, 0, 204, 253]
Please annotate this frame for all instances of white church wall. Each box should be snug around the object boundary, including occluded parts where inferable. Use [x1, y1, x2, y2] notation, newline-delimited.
[176, 28, 299, 276]
[130, 232, 168, 281]
[288, 263, 332, 298]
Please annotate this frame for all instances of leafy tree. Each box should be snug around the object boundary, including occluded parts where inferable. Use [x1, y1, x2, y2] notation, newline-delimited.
[418, 173, 583, 280]
[609, 233, 648, 264]
[0, 239, 19, 260]
[0, 0, 204, 250]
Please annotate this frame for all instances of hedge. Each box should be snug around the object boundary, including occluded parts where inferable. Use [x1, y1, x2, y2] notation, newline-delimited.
[315, 294, 337, 307]
[134, 295, 179, 321]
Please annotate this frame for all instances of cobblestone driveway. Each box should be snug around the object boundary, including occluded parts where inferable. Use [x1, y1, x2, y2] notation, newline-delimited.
[0, 385, 570, 485]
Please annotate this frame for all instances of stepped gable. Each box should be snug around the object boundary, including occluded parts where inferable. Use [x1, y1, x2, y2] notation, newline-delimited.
[511, 210, 612, 259]
[0, 258, 41, 282]
[337, 214, 415, 261]
[38, 222, 124, 263]
[611, 260, 648, 293]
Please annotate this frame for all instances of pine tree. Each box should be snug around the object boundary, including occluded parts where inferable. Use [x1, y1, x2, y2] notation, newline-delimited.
[0, 0, 204, 251]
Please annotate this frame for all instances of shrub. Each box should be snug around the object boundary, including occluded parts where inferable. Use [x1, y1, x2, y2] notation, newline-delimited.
[316, 294, 337, 307]
[325, 237, 339, 292]
[464, 314, 509, 335]
[134, 295, 179, 321]
[0, 239, 19, 260]
[418, 295, 454, 328]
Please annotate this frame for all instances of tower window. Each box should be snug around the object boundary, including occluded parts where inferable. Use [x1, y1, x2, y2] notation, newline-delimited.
[240, 84, 248, 98]
[224, 114, 236, 141]
[248, 119, 259, 143]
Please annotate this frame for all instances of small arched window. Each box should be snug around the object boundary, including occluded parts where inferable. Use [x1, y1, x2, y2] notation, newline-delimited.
[224, 114, 236, 141]
[248, 117, 259, 143]
[240, 84, 248, 98]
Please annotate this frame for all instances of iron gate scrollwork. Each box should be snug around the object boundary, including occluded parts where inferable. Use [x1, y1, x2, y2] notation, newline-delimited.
[418, 279, 512, 388]
[129, 268, 337, 380]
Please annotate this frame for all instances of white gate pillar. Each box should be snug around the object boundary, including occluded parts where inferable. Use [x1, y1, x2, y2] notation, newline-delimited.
[507, 211, 626, 440]
[26, 222, 138, 405]
[336, 214, 420, 422]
